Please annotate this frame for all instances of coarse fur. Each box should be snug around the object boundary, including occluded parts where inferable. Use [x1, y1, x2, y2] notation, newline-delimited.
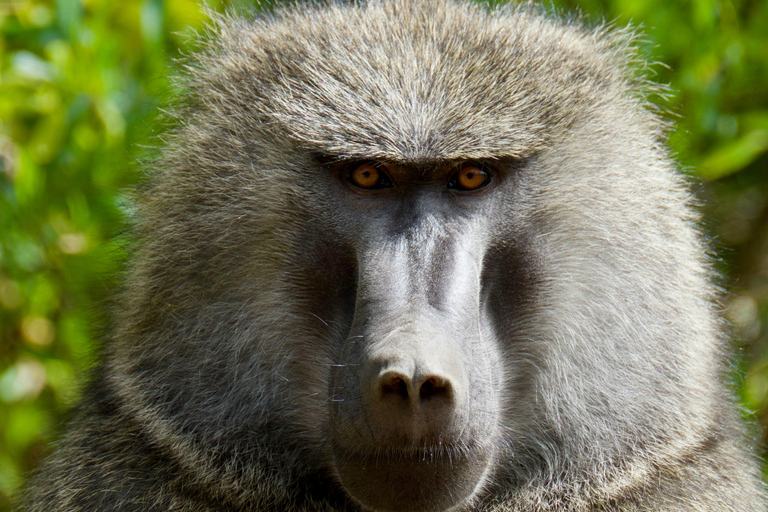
[20, 0, 768, 510]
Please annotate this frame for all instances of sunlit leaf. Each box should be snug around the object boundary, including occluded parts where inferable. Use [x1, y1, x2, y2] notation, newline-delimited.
[698, 130, 768, 180]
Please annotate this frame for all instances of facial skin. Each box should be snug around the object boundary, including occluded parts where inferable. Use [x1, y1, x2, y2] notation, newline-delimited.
[322, 160, 506, 511]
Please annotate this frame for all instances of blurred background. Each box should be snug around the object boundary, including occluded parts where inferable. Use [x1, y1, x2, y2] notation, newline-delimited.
[0, 0, 767, 508]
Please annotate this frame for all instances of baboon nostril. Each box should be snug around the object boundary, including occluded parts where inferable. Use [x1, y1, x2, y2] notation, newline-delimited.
[380, 374, 409, 400]
[419, 376, 451, 400]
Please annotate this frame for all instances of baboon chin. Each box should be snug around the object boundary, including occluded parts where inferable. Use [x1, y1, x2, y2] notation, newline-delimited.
[19, 0, 768, 511]
[334, 448, 492, 512]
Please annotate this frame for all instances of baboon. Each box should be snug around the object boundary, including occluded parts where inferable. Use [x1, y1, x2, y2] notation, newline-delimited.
[19, 0, 768, 510]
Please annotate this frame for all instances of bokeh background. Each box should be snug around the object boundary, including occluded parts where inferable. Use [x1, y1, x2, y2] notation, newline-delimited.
[1, 0, 767, 508]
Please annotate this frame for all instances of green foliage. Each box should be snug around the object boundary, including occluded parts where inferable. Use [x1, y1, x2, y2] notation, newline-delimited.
[0, 0, 767, 509]
[0, 0, 215, 507]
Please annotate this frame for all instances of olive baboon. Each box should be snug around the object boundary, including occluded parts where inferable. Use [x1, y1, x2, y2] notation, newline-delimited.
[20, 0, 768, 511]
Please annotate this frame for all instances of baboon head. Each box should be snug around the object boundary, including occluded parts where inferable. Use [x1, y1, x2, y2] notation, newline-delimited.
[108, 1, 723, 511]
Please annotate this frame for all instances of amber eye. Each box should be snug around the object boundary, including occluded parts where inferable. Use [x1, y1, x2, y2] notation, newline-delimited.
[349, 163, 391, 189]
[449, 163, 491, 191]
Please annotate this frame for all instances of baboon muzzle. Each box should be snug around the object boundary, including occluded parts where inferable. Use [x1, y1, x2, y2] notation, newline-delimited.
[329, 228, 498, 512]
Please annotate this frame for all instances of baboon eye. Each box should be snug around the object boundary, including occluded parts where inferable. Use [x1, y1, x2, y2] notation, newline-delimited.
[448, 163, 491, 192]
[349, 163, 392, 190]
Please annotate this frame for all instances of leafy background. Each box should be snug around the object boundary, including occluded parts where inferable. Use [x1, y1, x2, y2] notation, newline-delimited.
[0, 0, 767, 508]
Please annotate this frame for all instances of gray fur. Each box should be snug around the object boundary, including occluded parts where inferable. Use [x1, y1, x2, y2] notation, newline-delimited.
[20, 0, 768, 510]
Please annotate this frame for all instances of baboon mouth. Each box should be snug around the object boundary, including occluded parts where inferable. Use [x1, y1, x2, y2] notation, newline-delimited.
[336, 440, 482, 463]
[333, 444, 491, 512]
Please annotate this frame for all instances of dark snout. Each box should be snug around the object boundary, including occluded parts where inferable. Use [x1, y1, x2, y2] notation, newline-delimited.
[329, 229, 501, 512]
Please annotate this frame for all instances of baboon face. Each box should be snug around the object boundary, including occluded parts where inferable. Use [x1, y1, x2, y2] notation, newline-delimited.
[265, 128, 541, 512]
[314, 159, 524, 511]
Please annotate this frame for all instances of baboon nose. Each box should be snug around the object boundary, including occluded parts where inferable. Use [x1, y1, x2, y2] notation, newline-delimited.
[377, 369, 455, 407]
[362, 333, 466, 439]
